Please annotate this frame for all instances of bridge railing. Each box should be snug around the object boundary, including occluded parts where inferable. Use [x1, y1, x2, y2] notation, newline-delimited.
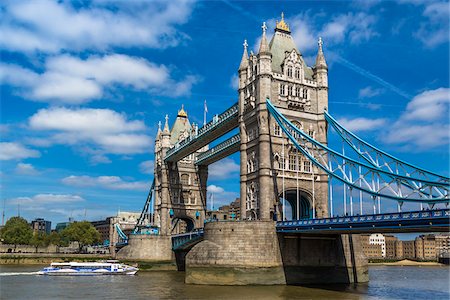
[171, 229, 204, 250]
[165, 103, 238, 160]
[276, 208, 450, 228]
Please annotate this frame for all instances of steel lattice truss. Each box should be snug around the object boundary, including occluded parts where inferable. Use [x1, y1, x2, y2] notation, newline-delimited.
[133, 179, 155, 233]
[324, 111, 449, 185]
[267, 99, 449, 204]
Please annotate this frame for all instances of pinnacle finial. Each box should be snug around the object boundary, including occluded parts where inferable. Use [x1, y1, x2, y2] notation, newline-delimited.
[239, 39, 249, 71]
[318, 37, 323, 50]
[262, 22, 267, 34]
[163, 114, 170, 133]
[281, 12, 284, 21]
[158, 121, 162, 131]
[243, 39, 248, 50]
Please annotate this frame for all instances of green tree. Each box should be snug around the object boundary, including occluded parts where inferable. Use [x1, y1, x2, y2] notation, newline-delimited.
[0, 216, 33, 248]
[61, 221, 101, 252]
[30, 232, 49, 253]
[46, 231, 68, 247]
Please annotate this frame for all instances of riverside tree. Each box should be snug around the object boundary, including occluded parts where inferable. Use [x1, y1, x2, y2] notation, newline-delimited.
[61, 221, 101, 252]
[0, 216, 33, 248]
[30, 232, 50, 252]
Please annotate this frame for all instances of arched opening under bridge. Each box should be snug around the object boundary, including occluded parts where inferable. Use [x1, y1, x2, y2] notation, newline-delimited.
[171, 216, 195, 234]
[278, 190, 312, 221]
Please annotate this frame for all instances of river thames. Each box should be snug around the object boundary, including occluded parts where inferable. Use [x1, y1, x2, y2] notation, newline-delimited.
[0, 265, 449, 299]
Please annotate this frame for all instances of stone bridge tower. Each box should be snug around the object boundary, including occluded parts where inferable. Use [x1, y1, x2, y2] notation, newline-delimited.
[154, 107, 208, 235]
[238, 14, 329, 221]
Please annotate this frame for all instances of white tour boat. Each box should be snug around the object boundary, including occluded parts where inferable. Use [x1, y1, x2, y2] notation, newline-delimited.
[37, 261, 138, 276]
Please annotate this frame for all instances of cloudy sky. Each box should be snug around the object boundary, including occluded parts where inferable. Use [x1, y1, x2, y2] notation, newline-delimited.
[1, 0, 449, 226]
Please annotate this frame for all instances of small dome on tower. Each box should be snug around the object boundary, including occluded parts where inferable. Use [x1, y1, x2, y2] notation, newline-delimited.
[275, 12, 290, 33]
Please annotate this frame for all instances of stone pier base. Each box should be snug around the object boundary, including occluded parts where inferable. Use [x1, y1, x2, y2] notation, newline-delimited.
[116, 234, 173, 261]
[185, 222, 368, 285]
[185, 221, 286, 285]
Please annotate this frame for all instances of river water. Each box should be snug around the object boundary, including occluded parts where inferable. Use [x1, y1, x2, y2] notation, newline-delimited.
[0, 265, 449, 299]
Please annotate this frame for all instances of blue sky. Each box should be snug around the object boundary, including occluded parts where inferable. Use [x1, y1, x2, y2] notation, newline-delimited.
[0, 0, 449, 228]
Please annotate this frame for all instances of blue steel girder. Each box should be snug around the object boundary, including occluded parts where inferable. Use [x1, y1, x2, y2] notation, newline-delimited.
[133, 179, 155, 234]
[324, 111, 450, 184]
[276, 209, 450, 234]
[195, 134, 240, 166]
[165, 103, 239, 162]
[266, 99, 449, 203]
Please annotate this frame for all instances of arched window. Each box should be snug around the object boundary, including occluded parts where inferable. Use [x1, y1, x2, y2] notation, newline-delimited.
[302, 88, 308, 99]
[295, 86, 301, 97]
[288, 85, 293, 96]
[289, 152, 297, 171]
[180, 174, 190, 185]
[287, 67, 293, 78]
[279, 84, 285, 96]
[295, 68, 300, 79]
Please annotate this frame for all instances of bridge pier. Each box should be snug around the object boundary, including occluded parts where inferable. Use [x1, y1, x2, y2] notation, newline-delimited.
[185, 221, 368, 285]
[186, 221, 286, 285]
[116, 234, 173, 262]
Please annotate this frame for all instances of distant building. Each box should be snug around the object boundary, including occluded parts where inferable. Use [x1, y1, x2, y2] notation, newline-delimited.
[369, 234, 386, 257]
[206, 198, 241, 222]
[415, 234, 436, 260]
[360, 234, 383, 259]
[384, 235, 398, 259]
[55, 217, 74, 233]
[31, 218, 51, 234]
[402, 240, 415, 259]
[434, 233, 450, 256]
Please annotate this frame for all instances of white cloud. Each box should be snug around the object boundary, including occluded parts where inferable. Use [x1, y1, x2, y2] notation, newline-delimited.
[337, 117, 386, 132]
[209, 158, 240, 180]
[1, 54, 199, 104]
[15, 163, 39, 175]
[402, 87, 449, 121]
[358, 86, 384, 99]
[62, 175, 149, 191]
[207, 185, 225, 194]
[385, 87, 450, 148]
[0, 142, 40, 160]
[28, 107, 153, 156]
[0, 0, 195, 53]
[230, 74, 239, 90]
[139, 160, 154, 174]
[8, 194, 85, 205]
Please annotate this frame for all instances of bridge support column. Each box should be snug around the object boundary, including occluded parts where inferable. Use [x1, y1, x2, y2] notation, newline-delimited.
[116, 234, 174, 262]
[277, 233, 368, 284]
[185, 221, 285, 285]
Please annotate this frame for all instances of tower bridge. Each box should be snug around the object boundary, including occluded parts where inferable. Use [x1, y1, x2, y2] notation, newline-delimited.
[117, 14, 450, 285]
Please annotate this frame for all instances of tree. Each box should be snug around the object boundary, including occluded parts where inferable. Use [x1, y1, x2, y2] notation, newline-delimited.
[61, 221, 101, 252]
[0, 216, 33, 248]
[46, 231, 68, 247]
[30, 232, 49, 253]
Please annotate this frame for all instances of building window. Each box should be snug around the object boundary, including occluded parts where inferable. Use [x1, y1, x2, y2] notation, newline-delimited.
[295, 86, 301, 97]
[289, 153, 297, 171]
[274, 124, 281, 136]
[288, 85, 293, 96]
[180, 174, 189, 185]
[280, 155, 286, 170]
[302, 88, 308, 99]
[308, 129, 314, 138]
[287, 67, 293, 78]
[295, 68, 300, 79]
[280, 84, 285, 96]
[303, 160, 311, 173]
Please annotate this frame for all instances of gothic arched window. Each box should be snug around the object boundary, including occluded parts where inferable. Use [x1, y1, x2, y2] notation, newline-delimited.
[287, 67, 293, 78]
[302, 88, 308, 99]
[295, 68, 300, 79]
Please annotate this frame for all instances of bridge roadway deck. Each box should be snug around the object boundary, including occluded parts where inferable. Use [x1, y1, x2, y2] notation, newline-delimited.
[276, 209, 450, 234]
[165, 103, 238, 162]
[195, 134, 240, 166]
[171, 209, 450, 248]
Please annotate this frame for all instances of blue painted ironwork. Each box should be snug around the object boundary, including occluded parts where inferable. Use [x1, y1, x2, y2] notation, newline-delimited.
[115, 224, 128, 246]
[276, 209, 450, 233]
[133, 179, 155, 234]
[266, 99, 449, 203]
[165, 103, 238, 162]
[324, 110, 450, 184]
[171, 229, 204, 250]
[195, 134, 240, 165]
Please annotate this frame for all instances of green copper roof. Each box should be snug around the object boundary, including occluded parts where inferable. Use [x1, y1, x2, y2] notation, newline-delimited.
[269, 30, 313, 80]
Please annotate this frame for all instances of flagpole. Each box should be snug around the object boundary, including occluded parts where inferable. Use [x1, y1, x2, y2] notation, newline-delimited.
[204, 100, 207, 126]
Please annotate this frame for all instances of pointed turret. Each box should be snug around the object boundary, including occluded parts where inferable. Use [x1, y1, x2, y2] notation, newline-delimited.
[258, 22, 270, 55]
[163, 114, 170, 135]
[239, 40, 249, 71]
[315, 37, 327, 70]
[156, 121, 162, 139]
